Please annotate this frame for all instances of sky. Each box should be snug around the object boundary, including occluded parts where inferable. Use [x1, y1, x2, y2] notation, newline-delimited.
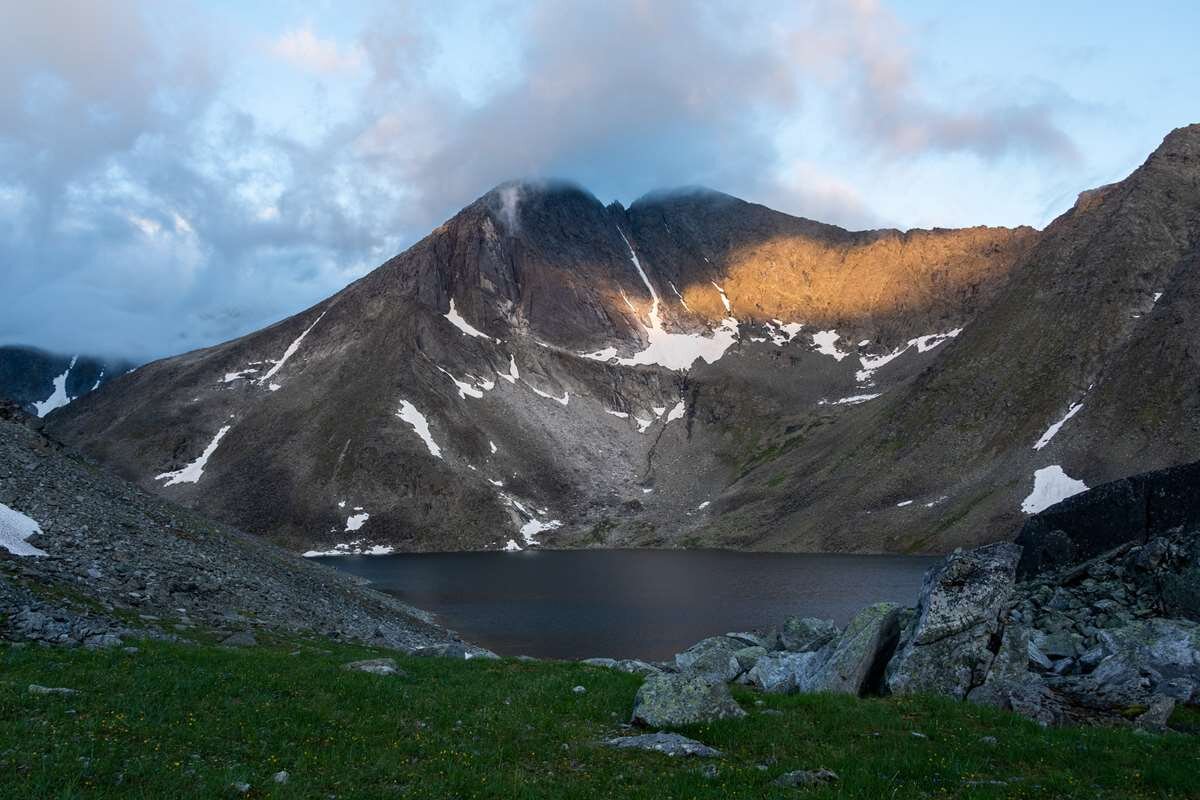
[1, 0, 1197, 361]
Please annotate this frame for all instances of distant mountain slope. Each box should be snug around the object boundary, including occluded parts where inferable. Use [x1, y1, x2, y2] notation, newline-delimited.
[45, 179, 1034, 554]
[0, 346, 135, 417]
[713, 124, 1200, 552]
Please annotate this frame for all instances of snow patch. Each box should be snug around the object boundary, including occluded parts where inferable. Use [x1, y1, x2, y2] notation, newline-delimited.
[667, 281, 690, 311]
[697, 501, 711, 510]
[33, 356, 78, 417]
[1021, 466, 1088, 514]
[520, 518, 562, 546]
[896, 500, 914, 508]
[445, 299, 495, 341]
[580, 229, 739, 370]
[763, 320, 804, 347]
[1033, 400, 1085, 450]
[503, 539, 523, 552]
[635, 416, 654, 433]
[345, 512, 370, 532]
[819, 393, 881, 406]
[489, 440, 498, 454]
[711, 282, 732, 313]
[855, 329, 962, 384]
[604, 409, 629, 419]
[155, 425, 232, 486]
[259, 311, 326, 385]
[223, 368, 258, 383]
[811, 330, 850, 361]
[436, 365, 492, 399]
[0, 502, 48, 557]
[526, 382, 569, 405]
[664, 400, 686, 423]
[397, 400, 443, 459]
[302, 539, 395, 558]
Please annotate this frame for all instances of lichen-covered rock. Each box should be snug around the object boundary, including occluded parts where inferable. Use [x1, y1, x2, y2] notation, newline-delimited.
[1094, 619, 1200, 702]
[631, 674, 746, 728]
[886, 543, 1021, 699]
[674, 636, 747, 681]
[777, 617, 839, 652]
[604, 733, 722, 758]
[805, 603, 900, 696]
[746, 651, 823, 694]
[580, 657, 663, 677]
[341, 658, 402, 676]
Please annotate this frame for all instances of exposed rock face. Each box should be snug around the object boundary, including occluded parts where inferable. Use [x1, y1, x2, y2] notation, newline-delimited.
[886, 544, 1021, 699]
[1015, 460, 1200, 578]
[777, 617, 839, 652]
[631, 673, 747, 728]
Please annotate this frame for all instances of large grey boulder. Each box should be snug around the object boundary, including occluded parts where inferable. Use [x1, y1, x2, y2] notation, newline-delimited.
[777, 617, 839, 652]
[1094, 619, 1200, 703]
[747, 604, 901, 696]
[746, 651, 823, 694]
[674, 636, 747, 682]
[631, 673, 747, 728]
[886, 543, 1022, 699]
[806, 603, 900, 695]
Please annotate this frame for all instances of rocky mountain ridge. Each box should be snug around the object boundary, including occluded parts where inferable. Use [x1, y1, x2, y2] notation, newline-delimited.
[43, 125, 1200, 556]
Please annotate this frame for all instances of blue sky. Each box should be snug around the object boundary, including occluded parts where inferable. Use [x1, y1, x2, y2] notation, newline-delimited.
[1, 0, 1197, 359]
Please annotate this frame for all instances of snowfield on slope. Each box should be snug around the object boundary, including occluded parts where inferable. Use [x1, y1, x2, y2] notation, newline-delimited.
[0, 502, 48, 557]
[155, 425, 232, 486]
[1022, 465, 1089, 514]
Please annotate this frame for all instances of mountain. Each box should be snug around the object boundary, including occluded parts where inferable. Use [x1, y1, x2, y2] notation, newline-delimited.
[0, 346, 135, 417]
[44, 126, 1200, 555]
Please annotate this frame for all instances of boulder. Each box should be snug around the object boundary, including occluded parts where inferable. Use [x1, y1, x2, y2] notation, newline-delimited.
[886, 543, 1021, 699]
[341, 658, 402, 676]
[1094, 619, 1200, 700]
[580, 657, 663, 676]
[631, 674, 746, 728]
[220, 631, 257, 648]
[773, 768, 839, 788]
[674, 636, 746, 681]
[603, 733, 722, 758]
[777, 617, 838, 652]
[746, 651, 823, 694]
[805, 603, 900, 696]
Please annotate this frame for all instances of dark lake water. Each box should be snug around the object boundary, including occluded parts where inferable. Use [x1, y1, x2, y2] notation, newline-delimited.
[313, 549, 939, 661]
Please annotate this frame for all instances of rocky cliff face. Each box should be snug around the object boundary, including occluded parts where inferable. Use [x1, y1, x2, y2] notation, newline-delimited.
[43, 126, 1200, 556]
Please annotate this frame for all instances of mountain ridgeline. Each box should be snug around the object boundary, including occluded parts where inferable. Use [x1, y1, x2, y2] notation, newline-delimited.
[46, 126, 1200, 556]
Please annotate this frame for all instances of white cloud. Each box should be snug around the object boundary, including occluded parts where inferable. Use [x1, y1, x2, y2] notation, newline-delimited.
[268, 25, 365, 75]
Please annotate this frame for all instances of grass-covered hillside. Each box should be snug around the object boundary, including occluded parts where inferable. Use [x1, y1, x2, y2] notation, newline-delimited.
[1, 637, 1197, 799]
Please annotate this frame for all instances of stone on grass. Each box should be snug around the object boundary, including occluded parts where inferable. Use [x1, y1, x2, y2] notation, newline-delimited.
[341, 658, 402, 676]
[29, 684, 78, 696]
[886, 543, 1021, 699]
[774, 768, 839, 788]
[631, 673, 746, 728]
[580, 657, 663, 676]
[220, 631, 258, 648]
[604, 733, 722, 758]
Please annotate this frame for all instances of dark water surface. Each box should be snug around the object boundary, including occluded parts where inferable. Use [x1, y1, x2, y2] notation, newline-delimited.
[314, 549, 938, 661]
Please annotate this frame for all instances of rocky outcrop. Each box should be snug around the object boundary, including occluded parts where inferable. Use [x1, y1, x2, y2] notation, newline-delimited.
[886, 544, 1021, 699]
[1016, 460, 1200, 578]
[0, 413, 465, 654]
[631, 673, 746, 728]
[603, 733, 722, 758]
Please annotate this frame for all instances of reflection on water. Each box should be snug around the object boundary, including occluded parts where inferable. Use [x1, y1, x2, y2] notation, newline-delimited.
[313, 549, 938, 661]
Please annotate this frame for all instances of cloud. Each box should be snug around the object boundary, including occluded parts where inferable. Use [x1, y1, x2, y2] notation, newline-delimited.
[0, 0, 1084, 362]
[793, 0, 1077, 162]
[268, 25, 365, 75]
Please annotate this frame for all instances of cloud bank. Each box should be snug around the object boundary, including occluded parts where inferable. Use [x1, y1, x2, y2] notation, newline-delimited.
[0, 0, 1083, 360]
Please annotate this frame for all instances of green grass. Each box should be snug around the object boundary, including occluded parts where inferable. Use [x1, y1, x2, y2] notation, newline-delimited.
[1, 639, 1197, 799]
